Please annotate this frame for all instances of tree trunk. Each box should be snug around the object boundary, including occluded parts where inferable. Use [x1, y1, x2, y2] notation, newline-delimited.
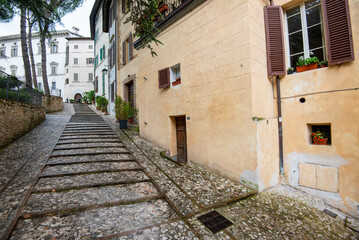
[20, 8, 32, 90]
[28, 19, 38, 89]
[40, 32, 50, 96]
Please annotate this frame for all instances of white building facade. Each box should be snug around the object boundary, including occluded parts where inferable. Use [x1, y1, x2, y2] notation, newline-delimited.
[64, 37, 95, 102]
[107, 0, 117, 117]
[90, 0, 109, 106]
[0, 30, 81, 100]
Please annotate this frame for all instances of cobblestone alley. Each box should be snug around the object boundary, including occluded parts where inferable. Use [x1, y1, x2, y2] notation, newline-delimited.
[0, 104, 358, 239]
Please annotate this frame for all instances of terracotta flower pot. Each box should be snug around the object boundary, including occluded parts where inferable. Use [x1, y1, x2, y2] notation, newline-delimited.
[158, 3, 168, 13]
[296, 63, 318, 73]
[313, 138, 328, 145]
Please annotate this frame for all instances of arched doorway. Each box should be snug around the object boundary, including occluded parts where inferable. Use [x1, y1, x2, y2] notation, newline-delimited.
[74, 93, 82, 103]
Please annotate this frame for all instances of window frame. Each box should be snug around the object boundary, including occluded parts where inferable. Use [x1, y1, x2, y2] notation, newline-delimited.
[74, 73, 79, 81]
[284, 0, 327, 68]
[11, 47, 17, 57]
[74, 58, 78, 64]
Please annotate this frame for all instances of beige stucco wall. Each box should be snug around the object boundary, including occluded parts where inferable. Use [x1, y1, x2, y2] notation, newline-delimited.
[131, 0, 262, 187]
[275, 0, 359, 217]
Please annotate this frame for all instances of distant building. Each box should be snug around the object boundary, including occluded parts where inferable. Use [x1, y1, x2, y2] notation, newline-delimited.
[0, 30, 81, 100]
[90, 0, 110, 106]
[64, 37, 95, 103]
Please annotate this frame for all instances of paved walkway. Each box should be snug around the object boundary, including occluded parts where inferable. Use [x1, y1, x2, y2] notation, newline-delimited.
[0, 104, 358, 239]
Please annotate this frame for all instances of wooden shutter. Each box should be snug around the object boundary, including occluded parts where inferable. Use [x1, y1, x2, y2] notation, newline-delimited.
[129, 32, 133, 59]
[122, 0, 125, 13]
[264, 5, 286, 76]
[158, 67, 170, 88]
[322, 0, 354, 65]
[122, 41, 126, 65]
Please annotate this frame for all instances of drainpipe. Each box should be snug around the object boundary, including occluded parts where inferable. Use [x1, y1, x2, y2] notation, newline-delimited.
[269, 0, 284, 175]
[276, 76, 284, 175]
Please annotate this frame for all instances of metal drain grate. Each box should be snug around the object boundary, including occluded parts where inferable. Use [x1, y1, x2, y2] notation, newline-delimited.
[197, 211, 233, 234]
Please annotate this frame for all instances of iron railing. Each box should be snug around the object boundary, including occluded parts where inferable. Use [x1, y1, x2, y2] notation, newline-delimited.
[0, 70, 43, 106]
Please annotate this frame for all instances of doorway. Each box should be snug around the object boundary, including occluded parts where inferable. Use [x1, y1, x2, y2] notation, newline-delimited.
[176, 116, 187, 164]
[74, 93, 82, 103]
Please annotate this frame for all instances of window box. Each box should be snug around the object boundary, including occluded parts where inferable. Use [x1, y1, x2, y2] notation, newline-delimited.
[158, 3, 168, 13]
[172, 77, 181, 86]
[296, 63, 318, 73]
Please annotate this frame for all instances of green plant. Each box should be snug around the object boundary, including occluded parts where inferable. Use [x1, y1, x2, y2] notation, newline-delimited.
[83, 95, 88, 103]
[69, 99, 74, 103]
[296, 56, 306, 66]
[87, 90, 95, 103]
[101, 98, 109, 111]
[114, 95, 131, 120]
[320, 60, 328, 67]
[287, 67, 294, 74]
[312, 131, 326, 142]
[305, 56, 320, 65]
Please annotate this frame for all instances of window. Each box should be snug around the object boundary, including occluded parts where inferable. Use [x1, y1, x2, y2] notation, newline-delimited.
[51, 82, 56, 90]
[11, 47, 17, 57]
[74, 58, 78, 64]
[94, 77, 98, 92]
[74, 73, 78, 81]
[37, 44, 41, 55]
[74, 45, 78, 49]
[51, 66, 57, 75]
[88, 73, 93, 81]
[170, 64, 181, 86]
[37, 64, 42, 76]
[309, 124, 331, 145]
[86, 58, 94, 64]
[0, 48, 5, 57]
[103, 45, 106, 59]
[110, 82, 115, 102]
[122, 0, 128, 13]
[89, 45, 93, 49]
[65, 78, 69, 85]
[285, 0, 326, 68]
[50, 43, 58, 53]
[66, 68, 69, 73]
[102, 72, 105, 95]
[100, 48, 103, 60]
[38, 83, 42, 90]
[122, 33, 133, 65]
[10, 66, 17, 76]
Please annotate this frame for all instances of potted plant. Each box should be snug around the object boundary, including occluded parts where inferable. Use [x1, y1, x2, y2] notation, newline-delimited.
[287, 67, 294, 75]
[83, 95, 88, 105]
[69, 99, 74, 103]
[115, 95, 130, 129]
[158, 1, 168, 13]
[296, 55, 320, 73]
[96, 96, 102, 110]
[319, 60, 328, 68]
[101, 98, 109, 114]
[86, 90, 95, 105]
[312, 131, 328, 145]
[128, 105, 138, 124]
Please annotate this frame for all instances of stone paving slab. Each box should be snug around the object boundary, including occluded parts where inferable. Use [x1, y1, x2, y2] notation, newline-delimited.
[11, 199, 178, 239]
[34, 171, 150, 192]
[115, 220, 198, 240]
[42, 162, 140, 176]
[54, 142, 124, 150]
[24, 182, 160, 214]
[62, 130, 114, 134]
[61, 132, 115, 136]
[51, 147, 127, 156]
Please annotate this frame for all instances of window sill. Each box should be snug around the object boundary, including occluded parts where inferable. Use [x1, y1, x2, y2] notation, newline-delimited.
[172, 79, 181, 86]
[287, 65, 328, 75]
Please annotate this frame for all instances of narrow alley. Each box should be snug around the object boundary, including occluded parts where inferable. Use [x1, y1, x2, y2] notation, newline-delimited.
[0, 105, 358, 239]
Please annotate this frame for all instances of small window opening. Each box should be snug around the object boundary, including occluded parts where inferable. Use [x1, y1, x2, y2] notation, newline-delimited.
[170, 64, 181, 86]
[309, 124, 331, 145]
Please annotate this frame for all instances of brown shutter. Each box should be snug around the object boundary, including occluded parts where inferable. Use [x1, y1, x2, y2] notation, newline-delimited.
[113, 40, 116, 68]
[129, 32, 133, 59]
[158, 67, 170, 88]
[322, 0, 354, 65]
[122, 41, 126, 65]
[264, 5, 286, 76]
[122, 0, 125, 13]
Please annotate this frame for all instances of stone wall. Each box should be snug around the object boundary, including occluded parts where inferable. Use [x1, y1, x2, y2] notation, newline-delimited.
[0, 98, 46, 148]
[42, 96, 63, 113]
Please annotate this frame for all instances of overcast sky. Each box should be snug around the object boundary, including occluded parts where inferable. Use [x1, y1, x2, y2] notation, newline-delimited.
[0, 0, 95, 37]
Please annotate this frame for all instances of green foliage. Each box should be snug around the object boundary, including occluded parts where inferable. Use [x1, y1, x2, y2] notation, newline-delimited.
[83, 95, 88, 103]
[69, 99, 74, 103]
[34, 88, 44, 94]
[0, 75, 23, 89]
[126, 0, 163, 56]
[296, 56, 320, 66]
[114, 95, 133, 120]
[85, 90, 95, 102]
[96, 96, 108, 110]
[0, 0, 15, 22]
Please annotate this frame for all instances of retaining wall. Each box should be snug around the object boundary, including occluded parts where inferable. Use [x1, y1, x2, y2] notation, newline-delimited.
[0, 98, 46, 148]
[42, 96, 63, 113]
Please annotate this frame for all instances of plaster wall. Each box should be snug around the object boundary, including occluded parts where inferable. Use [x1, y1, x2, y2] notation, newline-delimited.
[274, 0, 359, 217]
[132, 0, 260, 186]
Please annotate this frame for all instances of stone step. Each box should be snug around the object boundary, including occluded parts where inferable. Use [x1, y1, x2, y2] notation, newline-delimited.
[24, 182, 160, 214]
[48, 153, 134, 165]
[59, 135, 118, 140]
[64, 127, 112, 131]
[61, 132, 115, 136]
[41, 161, 140, 177]
[54, 142, 124, 150]
[57, 138, 122, 145]
[52, 147, 127, 156]
[34, 171, 150, 192]
[14, 199, 177, 239]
